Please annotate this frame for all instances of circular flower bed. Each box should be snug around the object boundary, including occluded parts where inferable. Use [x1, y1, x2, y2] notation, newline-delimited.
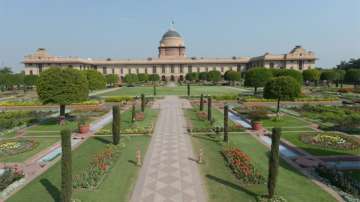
[0, 139, 38, 156]
[300, 132, 360, 150]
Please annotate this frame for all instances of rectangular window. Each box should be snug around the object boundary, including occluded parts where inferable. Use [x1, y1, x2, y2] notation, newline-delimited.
[197, 67, 200, 73]
[103, 67, 107, 74]
[221, 66, 224, 72]
[120, 67, 123, 74]
[162, 65, 165, 73]
[38, 64, 43, 73]
[237, 64, 241, 72]
[171, 65, 174, 73]
[180, 64, 183, 73]
[29, 70, 33, 75]
[205, 67, 208, 72]
[188, 65, 192, 73]
[136, 68, 139, 74]
[145, 67, 148, 74]
[152, 65, 156, 74]
[112, 68, 115, 74]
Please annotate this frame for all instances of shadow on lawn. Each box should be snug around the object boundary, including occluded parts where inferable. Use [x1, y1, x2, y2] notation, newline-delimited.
[94, 136, 112, 144]
[206, 174, 258, 199]
[40, 178, 60, 202]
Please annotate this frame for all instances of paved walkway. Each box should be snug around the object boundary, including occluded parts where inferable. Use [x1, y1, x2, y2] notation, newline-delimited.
[131, 96, 206, 202]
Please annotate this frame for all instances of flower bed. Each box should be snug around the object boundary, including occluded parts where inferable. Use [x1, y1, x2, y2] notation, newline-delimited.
[0, 139, 39, 156]
[222, 147, 265, 184]
[0, 167, 24, 191]
[0, 99, 101, 106]
[241, 96, 338, 102]
[73, 144, 122, 190]
[0, 111, 52, 132]
[300, 133, 360, 150]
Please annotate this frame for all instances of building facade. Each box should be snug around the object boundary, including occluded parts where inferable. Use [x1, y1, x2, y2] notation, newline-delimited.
[23, 28, 317, 81]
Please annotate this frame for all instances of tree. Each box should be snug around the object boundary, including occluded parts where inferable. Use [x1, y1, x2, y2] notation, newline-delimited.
[337, 58, 360, 70]
[105, 74, 119, 87]
[208, 96, 212, 121]
[224, 70, 241, 86]
[60, 129, 72, 202]
[268, 128, 281, 199]
[112, 105, 120, 145]
[207, 70, 221, 83]
[24, 75, 39, 89]
[37, 68, 89, 119]
[263, 76, 301, 114]
[302, 69, 320, 86]
[131, 103, 136, 123]
[334, 69, 346, 88]
[224, 105, 229, 142]
[187, 83, 190, 96]
[345, 69, 360, 88]
[153, 83, 157, 96]
[124, 74, 138, 85]
[198, 72, 208, 81]
[185, 72, 198, 82]
[274, 69, 303, 85]
[0, 67, 12, 74]
[141, 94, 145, 112]
[320, 70, 337, 87]
[200, 93, 204, 111]
[244, 68, 273, 94]
[148, 74, 160, 82]
[84, 70, 106, 91]
[137, 73, 149, 82]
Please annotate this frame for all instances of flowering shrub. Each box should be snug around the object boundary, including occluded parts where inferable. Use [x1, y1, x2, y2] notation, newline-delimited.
[222, 147, 265, 184]
[0, 167, 24, 191]
[0, 139, 38, 156]
[73, 145, 122, 190]
[300, 133, 360, 150]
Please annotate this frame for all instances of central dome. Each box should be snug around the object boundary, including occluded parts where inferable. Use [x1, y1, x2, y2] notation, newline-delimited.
[159, 29, 185, 47]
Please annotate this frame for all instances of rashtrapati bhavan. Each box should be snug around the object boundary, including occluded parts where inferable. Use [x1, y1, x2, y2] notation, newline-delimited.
[23, 27, 317, 81]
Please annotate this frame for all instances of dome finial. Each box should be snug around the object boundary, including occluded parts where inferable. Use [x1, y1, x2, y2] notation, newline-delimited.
[170, 20, 175, 30]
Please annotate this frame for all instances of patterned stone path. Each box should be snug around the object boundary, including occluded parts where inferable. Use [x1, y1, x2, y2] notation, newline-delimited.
[130, 96, 206, 202]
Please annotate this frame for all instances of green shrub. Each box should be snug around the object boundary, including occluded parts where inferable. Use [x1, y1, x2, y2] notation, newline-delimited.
[104, 96, 134, 102]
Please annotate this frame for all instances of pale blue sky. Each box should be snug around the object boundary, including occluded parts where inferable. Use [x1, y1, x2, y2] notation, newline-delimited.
[0, 0, 359, 72]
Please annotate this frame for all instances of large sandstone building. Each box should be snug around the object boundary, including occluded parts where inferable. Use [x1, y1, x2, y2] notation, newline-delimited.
[23, 27, 317, 81]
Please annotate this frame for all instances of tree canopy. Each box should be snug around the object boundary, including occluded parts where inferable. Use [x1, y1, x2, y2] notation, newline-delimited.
[345, 69, 360, 87]
[37, 68, 88, 107]
[207, 70, 221, 83]
[185, 72, 198, 82]
[244, 68, 273, 94]
[224, 70, 241, 82]
[105, 74, 119, 87]
[137, 73, 149, 82]
[198, 72, 208, 81]
[273, 69, 303, 85]
[148, 74, 160, 82]
[337, 58, 360, 70]
[124, 73, 139, 84]
[24, 75, 39, 87]
[302, 69, 320, 82]
[320, 70, 337, 82]
[84, 70, 106, 91]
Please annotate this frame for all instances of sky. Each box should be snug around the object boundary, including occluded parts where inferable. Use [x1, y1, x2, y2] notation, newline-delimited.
[0, 0, 359, 72]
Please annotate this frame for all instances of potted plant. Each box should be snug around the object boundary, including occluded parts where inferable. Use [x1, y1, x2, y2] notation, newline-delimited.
[78, 116, 90, 134]
[248, 110, 268, 131]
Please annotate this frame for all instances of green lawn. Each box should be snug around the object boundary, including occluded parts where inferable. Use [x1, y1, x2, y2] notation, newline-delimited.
[99, 85, 242, 97]
[261, 115, 310, 128]
[97, 108, 159, 134]
[190, 133, 337, 202]
[185, 104, 239, 130]
[1, 137, 59, 162]
[8, 135, 151, 202]
[26, 118, 78, 135]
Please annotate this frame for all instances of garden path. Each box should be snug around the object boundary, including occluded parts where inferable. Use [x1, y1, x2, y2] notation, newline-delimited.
[130, 96, 206, 202]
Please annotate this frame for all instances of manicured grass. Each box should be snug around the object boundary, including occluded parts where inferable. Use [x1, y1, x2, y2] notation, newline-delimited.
[282, 132, 360, 156]
[99, 85, 241, 97]
[260, 115, 310, 128]
[185, 104, 238, 130]
[8, 135, 151, 202]
[97, 108, 159, 134]
[1, 137, 59, 162]
[190, 133, 337, 202]
[26, 119, 78, 134]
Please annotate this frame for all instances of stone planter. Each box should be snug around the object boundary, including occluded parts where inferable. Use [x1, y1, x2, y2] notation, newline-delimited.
[252, 121, 262, 131]
[79, 124, 90, 134]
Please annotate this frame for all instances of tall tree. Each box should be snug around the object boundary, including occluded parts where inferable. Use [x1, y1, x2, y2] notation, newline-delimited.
[320, 70, 337, 87]
[200, 93, 204, 111]
[334, 69, 346, 88]
[224, 104, 229, 142]
[244, 68, 273, 94]
[84, 70, 106, 91]
[224, 70, 241, 86]
[207, 96, 212, 121]
[268, 127, 281, 199]
[141, 94, 145, 112]
[124, 74, 139, 85]
[24, 75, 39, 89]
[263, 76, 301, 114]
[60, 129, 72, 202]
[187, 83, 190, 96]
[112, 105, 120, 145]
[37, 68, 88, 121]
[137, 73, 149, 82]
[131, 103, 136, 123]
